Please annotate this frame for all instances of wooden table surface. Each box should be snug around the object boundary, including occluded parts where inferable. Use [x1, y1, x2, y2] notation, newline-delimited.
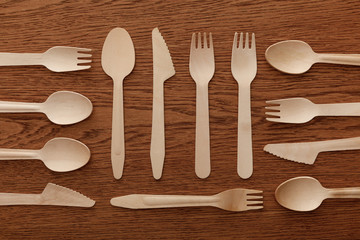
[1, 0, 360, 239]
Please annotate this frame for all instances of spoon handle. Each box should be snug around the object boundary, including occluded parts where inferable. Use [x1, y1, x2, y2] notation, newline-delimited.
[0, 53, 43, 66]
[111, 80, 125, 179]
[317, 53, 360, 66]
[111, 194, 217, 209]
[195, 83, 211, 179]
[0, 101, 41, 112]
[328, 187, 360, 198]
[0, 149, 39, 160]
[317, 102, 360, 116]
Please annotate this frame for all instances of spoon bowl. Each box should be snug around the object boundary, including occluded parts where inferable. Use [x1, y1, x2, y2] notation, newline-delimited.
[39, 137, 91, 172]
[265, 40, 317, 74]
[43, 91, 93, 125]
[275, 176, 328, 211]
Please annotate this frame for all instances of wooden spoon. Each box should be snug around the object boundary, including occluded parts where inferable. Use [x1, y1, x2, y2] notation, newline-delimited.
[275, 176, 360, 211]
[101, 28, 135, 179]
[0, 137, 90, 172]
[265, 40, 360, 74]
[0, 91, 92, 125]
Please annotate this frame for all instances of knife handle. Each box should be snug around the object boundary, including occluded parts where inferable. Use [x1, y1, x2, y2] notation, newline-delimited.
[112, 79, 125, 179]
[0, 193, 41, 206]
[150, 81, 165, 180]
[195, 84, 211, 179]
[317, 136, 360, 152]
[237, 85, 253, 179]
[111, 194, 216, 209]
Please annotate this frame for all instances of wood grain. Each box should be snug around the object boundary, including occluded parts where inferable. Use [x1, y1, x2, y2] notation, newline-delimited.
[0, 0, 360, 239]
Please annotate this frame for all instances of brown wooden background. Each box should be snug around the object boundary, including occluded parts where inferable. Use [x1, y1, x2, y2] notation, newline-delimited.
[0, 0, 360, 239]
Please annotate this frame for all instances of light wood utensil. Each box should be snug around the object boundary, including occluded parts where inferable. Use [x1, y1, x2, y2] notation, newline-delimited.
[266, 97, 360, 123]
[189, 32, 215, 179]
[265, 40, 360, 74]
[0, 91, 92, 125]
[0, 183, 95, 207]
[111, 188, 263, 211]
[231, 32, 257, 179]
[0, 137, 90, 172]
[276, 176, 360, 211]
[264, 136, 360, 164]
[150, 27, 175, 180]
[0, 46, 91, 72]
[101, 28, 135, 179]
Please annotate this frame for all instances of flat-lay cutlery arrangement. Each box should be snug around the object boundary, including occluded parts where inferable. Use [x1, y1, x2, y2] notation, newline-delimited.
[2, 26, 360, 213]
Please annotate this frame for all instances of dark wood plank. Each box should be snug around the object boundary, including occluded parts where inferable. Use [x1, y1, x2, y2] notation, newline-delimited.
[0, 0, 360, 239]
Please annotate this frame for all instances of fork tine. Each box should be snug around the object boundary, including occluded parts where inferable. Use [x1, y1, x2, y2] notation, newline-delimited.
[209, 32, 213, 49]
[245, 33, 249, 49]
[203, 32, 208, 48]
[239, 32, 243, 49]
[77, 59, 92, 64]
[78, 53, 92, 58]
[246, 189, 262, 194]
[266, 117, 283, 122]
[265, 111, 281, 117]
[247, 195, 263, 200]
[197, 32, 201, 48]
[247, 205, 263, 210]
[191, 33, 196, 50]
[232, 32, 238, 51]
[75, 65, 91, 71]
[247, 200, 263, 205]
[266, 99, 284, 105]
[76, 47, 92, 52]
[265, 105, 280, 111]
[251, 33, 256, 49]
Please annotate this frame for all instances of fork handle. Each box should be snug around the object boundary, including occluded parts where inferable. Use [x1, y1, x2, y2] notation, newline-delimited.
[111, 194, 217, 209]
[317, 102, 360, 116]
[0, 53, 43, 66]
[195, 84, 211, 179]
[237, 85, 253, 179]
[150, 81, 165, 180]
[317, 53, 360, 66]
[111, 79, 125, 179]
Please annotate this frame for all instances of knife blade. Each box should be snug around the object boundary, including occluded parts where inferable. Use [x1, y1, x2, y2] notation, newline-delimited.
[264, 136, 360, 164]
[150, 27, 175, 180]
[0, 183, 95, 207]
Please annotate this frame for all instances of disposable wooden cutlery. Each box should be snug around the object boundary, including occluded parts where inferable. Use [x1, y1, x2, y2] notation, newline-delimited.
[150, 27, 175, 180]
[231, 32, 257, 179]
[0, 183, 95, 207]
[266, 97, 360, 123]
[110, 188, 263, 211]
[266, 40, 360, 74]
[0, 46, 91, 72]
[276, 176, 360, 211]
[0, 137, 90, 172]
[189, 32, 215, 179]
[264, 136, 360, 165]
[102, 28, 135, 179]
[0, 91, 92, 125]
